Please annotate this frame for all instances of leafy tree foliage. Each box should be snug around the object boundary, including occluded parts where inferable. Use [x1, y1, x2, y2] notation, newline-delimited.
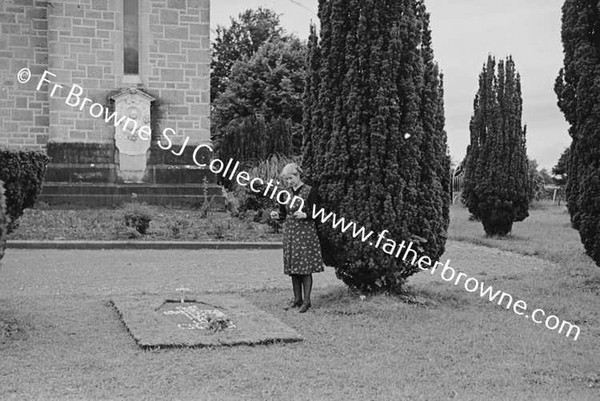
[462, 55, 530, 236]
[211, 8, 283, 103]
[538, 168, 554, 185]
[528, 159, 545, 203]
[552, 147, 569, 187]
[555, 0, 600, 265]
[212, 37, 307, 163]
[302, 0, 450, 293]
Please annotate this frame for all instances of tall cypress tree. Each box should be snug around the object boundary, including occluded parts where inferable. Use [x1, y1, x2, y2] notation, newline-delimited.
[463, 55, 529, 236]
[302, 0, 450, 293]
[555, 0, 600, 266]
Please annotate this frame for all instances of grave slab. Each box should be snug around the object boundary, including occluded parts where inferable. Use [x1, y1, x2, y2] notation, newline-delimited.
[111, 293, 302, 348]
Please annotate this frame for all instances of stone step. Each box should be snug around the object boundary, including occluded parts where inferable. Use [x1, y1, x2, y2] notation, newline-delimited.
[37, 183, 227, 209]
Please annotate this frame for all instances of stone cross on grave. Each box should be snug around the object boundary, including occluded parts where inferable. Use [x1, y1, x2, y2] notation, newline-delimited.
[176, 287, 191, 303]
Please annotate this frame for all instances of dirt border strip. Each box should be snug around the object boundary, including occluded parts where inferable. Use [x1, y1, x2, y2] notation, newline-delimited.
[7, 240, 283, 250]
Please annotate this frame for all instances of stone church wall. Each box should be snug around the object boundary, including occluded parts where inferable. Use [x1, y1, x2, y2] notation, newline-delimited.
[0, 0, 212, 185]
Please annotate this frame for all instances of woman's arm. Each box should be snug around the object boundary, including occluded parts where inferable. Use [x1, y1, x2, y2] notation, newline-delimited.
[304, 186, 320, 221]
[278, 202, 287, 221]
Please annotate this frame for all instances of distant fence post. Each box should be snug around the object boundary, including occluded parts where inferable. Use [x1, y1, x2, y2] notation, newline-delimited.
[451, 171, 463, 205]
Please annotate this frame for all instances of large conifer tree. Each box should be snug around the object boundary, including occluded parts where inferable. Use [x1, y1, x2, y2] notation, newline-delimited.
[302, 0, 450, 293]
[463, 55, 529, 236]
[555, 0, 600, 266]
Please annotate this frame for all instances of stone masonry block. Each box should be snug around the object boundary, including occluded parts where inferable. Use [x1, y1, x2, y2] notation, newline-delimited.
[0, 14, 17, 24]
[93, 0, 108, 11]
[12, 109, 34, 121]
[64, 4, 85, 18]
[15, 98, 27, 108]
[160, 89, 185, 104]
[12, 0, 34, 6]
[87, 66, 103, 78]
[188, 0, 209, 10]
[9, 35, 29, 47]
[26, 7, 46, 19]
[160, 9, 179, 25]
[164, 26, 188, 40]
[30, 36, 46, 48]
[200, 9, 209, 23]
[160, 69, 184, 82]
[32, 20, 47, 30]
[35, 115, 49, 126]
[73, 26, 96, 37]
[2, 24, 20, 34]
[158, 40, 180, 54]
[70, 44, 91, 54]
[96, 20, 114, 30]
[78, 53, 96, 64]
[167, 0, 186, 10]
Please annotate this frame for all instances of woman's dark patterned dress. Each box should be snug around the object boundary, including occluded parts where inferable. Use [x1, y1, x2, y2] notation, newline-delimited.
[279, 184, 324, 275]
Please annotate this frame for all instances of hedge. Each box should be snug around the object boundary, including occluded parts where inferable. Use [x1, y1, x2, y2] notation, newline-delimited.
[0, 148, 50, 233]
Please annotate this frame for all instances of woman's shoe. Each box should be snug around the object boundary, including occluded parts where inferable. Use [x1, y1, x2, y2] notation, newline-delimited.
[298, 302, 311, 313]
[284, 299, 303, 310]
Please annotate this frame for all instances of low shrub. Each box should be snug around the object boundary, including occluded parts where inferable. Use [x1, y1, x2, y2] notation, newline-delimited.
[223, 189, 240, 217]
[168, 218, 190, 238]
[0, 148, 49, 233]
[0, 181, 8, 260]
[206, 219, 227, 239]
[192, 178, 216, 219]
[122, 203, 152, 235]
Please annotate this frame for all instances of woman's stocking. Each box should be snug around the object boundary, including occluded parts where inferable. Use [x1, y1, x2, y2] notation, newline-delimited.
[292, 275, 303, 303]
[301, 274, 313, 305]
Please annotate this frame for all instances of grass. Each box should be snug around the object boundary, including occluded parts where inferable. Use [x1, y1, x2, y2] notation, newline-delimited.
[449, 201, 600, 319]
[1, 201, 600, 400]
[449, 200, 585, 266]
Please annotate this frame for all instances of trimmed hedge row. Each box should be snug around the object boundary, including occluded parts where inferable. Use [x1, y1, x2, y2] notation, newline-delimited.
[0, 148, 49, 234]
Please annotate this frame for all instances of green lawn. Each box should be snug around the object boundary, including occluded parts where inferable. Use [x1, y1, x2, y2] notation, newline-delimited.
[1, 201, 599, 400]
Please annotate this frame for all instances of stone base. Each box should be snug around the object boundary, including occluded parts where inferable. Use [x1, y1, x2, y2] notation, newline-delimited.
[45, 142, 217, 184]
[111, 294, 303, 348]
[37, 182, 226, 208]
[118, 153, 149, 183]
[42, 142, 226, 207]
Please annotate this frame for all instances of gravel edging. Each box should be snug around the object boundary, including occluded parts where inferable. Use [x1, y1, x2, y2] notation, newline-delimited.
[7, 240, 283, 250]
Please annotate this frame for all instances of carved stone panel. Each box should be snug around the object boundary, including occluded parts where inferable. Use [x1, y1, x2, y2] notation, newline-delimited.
[111, 88, 155, 183]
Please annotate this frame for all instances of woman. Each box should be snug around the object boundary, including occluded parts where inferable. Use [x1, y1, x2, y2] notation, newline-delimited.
[270, 163, 324, 313]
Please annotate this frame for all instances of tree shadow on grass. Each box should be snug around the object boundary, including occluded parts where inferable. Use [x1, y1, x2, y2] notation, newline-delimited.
[313, 284, 468, 316]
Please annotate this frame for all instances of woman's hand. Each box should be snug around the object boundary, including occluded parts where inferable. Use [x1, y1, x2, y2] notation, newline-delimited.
[293, 210, 307, 219]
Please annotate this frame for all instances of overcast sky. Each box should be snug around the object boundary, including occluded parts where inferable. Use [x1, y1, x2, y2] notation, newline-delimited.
[211, 0, 570, 170]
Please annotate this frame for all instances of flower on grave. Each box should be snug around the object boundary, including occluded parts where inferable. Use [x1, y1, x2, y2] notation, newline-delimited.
[164, 306, 236, 332]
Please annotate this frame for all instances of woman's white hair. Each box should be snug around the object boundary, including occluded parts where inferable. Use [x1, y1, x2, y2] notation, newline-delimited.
[281, 163, 303, 177]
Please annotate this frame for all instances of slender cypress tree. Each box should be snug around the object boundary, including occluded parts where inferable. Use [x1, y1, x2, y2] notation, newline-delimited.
[463, 55, 529, 236]
[555, 0, 600, 266]
[302, 0, 450, 293]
